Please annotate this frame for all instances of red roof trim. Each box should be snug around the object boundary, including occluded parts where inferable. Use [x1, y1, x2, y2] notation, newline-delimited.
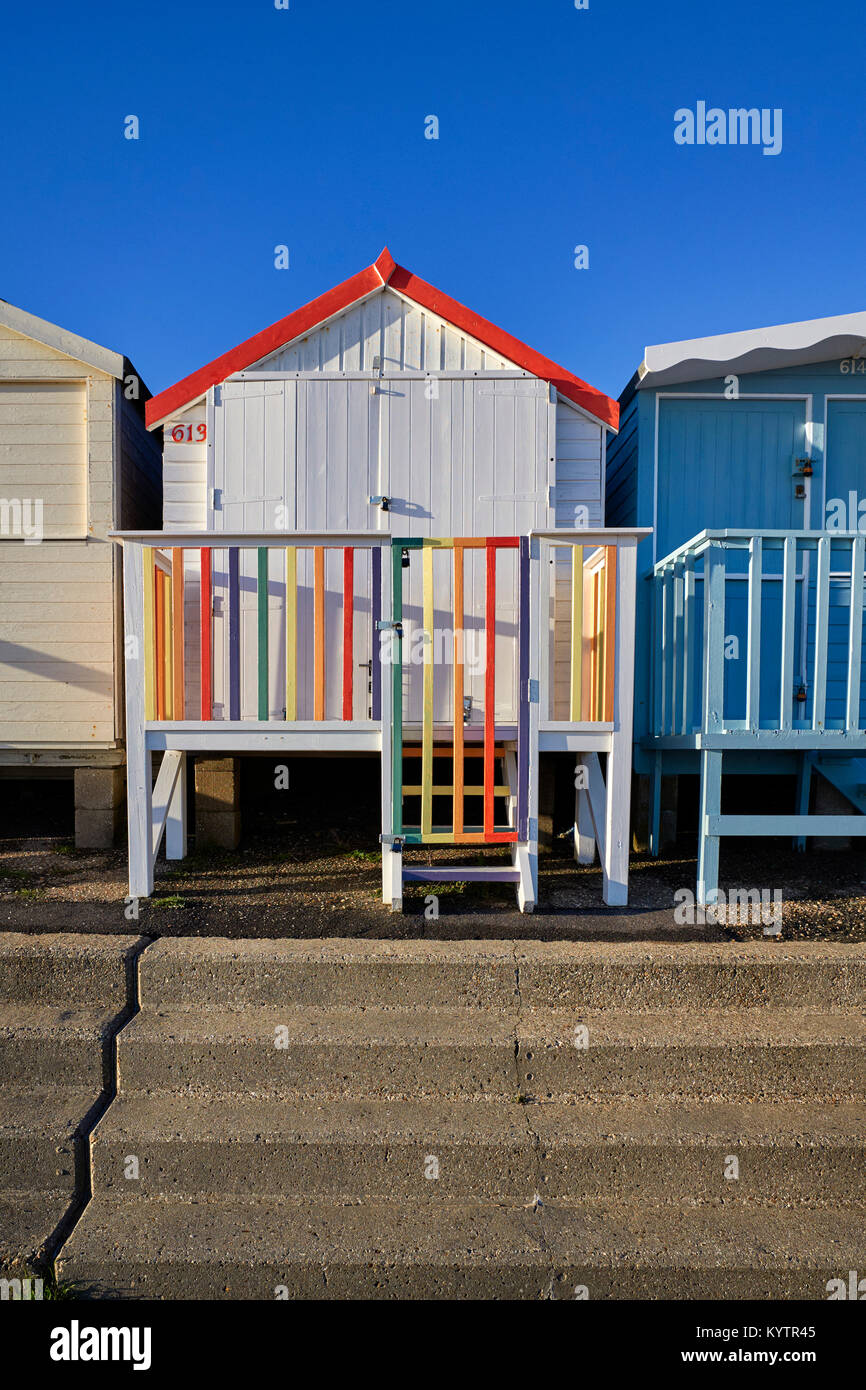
[387, 265, 618, 429]
[146, 248, 618, 431]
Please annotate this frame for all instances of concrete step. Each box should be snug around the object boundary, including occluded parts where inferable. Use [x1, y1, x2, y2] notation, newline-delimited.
[0, 1005, 123, 1089]
[88, 1094, 866, 1204]
[137, 938, 866, 1011]
[56, 1194, 866, 1300]
[0, 1189, 79, 1272]
[0, 933, 145, 1007]
[116, 1005, 866, 1100]
[0, 1088, 98, 1190]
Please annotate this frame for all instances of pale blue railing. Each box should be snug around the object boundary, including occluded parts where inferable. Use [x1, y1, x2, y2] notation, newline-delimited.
[652, 529, 866, 743]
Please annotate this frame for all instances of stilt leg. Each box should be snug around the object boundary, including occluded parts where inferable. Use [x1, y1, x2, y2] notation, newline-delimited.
[166, 751, 187, 860]
[574, 755, 595, 864]
[649, 751, 662, 858]
[697, 749, 722, 907]
[794, 752, 813, 852]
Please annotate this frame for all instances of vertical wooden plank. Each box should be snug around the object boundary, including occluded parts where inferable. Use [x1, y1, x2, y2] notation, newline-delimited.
[702, 541, 725, 735]
[285, 547, 297, 720]
[779, 535, 796, 732]
[123, 544, 153, 898]
[682, 554, 695, 735]
[171, 549, 185, 721]
[155, 566, 165, 721]
[517, 536, 530, 841]
[603, 546, 617, 722]
[602, 538, 637, 905]
[143, 547, 156, 722]
[391, 541, 404, 835]
[228, 547, 240, 721]
[200, 548, 212, 721]
[812, 536, 830, 730]
[452, 542, 465, 838]
[314, 545, 325, 721]
[697, 749, 723, 906]
[165, 751, 187, 860]
[569, 544, 583, 721]
[484, 540, 497, 838]
[342, 547, 354, 721]
[746, 537, 762, 733]
[651, 565, 663, 736]
[847, 536, 865, 732]
[371, 546, 382, 722]
[257, 546, 269, 721]
[421, 542, 435, 840]
[671, 561, 684, 735]
[164, 567, 173, 720]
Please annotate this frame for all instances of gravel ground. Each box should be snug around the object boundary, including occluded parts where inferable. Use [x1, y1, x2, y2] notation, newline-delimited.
[0, 762, 864, 940]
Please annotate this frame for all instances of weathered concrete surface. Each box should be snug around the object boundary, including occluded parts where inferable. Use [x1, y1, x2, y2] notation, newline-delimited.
[137, 937, 866, 1009]
[0, 932, 145, 1271]
[57, 1195, 866, 1301]
[54, 938, 866, 1300]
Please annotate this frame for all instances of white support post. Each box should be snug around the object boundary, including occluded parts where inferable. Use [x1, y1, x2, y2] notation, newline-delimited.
[166, 751, 188, 859]
[517, 536, 543, 913]
[378, 547, 401, 908]
[574, 765, 596, 865]
[602, 537, 637, 906]
[123, 543, 153, 900]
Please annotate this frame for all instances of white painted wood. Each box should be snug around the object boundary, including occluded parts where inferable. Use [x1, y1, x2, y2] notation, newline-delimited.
[779, 535, 797, 731]
[602, 536, 638, 905]
[123, 541, 152, 897]
[165, 750, 187, 859]
[574, 772, 596, 864]
[582, 751, 607, 864]
[150, 748, 183, 860]
[746, 537, 762, 733]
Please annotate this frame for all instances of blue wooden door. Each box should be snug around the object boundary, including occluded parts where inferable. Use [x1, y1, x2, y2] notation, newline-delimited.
[658, 397, 806, 728]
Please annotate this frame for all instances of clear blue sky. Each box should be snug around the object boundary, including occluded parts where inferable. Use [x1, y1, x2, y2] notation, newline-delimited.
[1, 0, 862, 401]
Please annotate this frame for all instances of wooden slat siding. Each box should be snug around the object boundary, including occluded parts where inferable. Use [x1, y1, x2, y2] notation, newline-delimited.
[847, 537, 865, 732]
[779, 536, 797, 732]
[517, 536, 530, 841]
[143, 547, 156, 720]
[702, 541, 725, 736]
[812, 537, 831, 731]
[390, 541, 404, 836]
[0, 381, 86, 537]
[452, 542, 465, 838]
[342, 548, 354, 721]
[200, 548, 212, 720]
[228, 547, 240, 721]
[285, 547, 297, 721]
[154, 566, 165, 720]
[370, 547, 381, 720]
[313, 546, 325, 721]
[682, 554, 696, 735]
[746, 538, 763, 734]
[171, 549, 185, 719]
[257, 547, 269, 721]
[484, 541, 497, 839]
[569, 545, 583, 721]
[421, 543, 435, 840]
[603, 547, 617, 723]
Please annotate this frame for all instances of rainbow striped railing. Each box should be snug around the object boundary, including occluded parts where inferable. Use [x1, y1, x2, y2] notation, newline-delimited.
[114, 527, 648, 909]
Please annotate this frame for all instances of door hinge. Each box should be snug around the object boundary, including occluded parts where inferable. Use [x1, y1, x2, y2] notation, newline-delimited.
[211, 488, 222, 511]
[527, 679, 539, 703]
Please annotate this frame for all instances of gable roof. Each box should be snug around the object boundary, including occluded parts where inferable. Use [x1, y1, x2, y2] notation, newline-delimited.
[637, 309, 866, 389]
[0, 297, 126, 378]
[145, 248, 618, 430]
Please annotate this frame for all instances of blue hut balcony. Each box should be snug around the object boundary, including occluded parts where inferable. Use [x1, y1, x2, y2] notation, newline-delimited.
[649, 528, 866, 901]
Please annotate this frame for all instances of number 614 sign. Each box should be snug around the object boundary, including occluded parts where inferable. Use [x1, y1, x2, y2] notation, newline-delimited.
[170, 422, 207, 442]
